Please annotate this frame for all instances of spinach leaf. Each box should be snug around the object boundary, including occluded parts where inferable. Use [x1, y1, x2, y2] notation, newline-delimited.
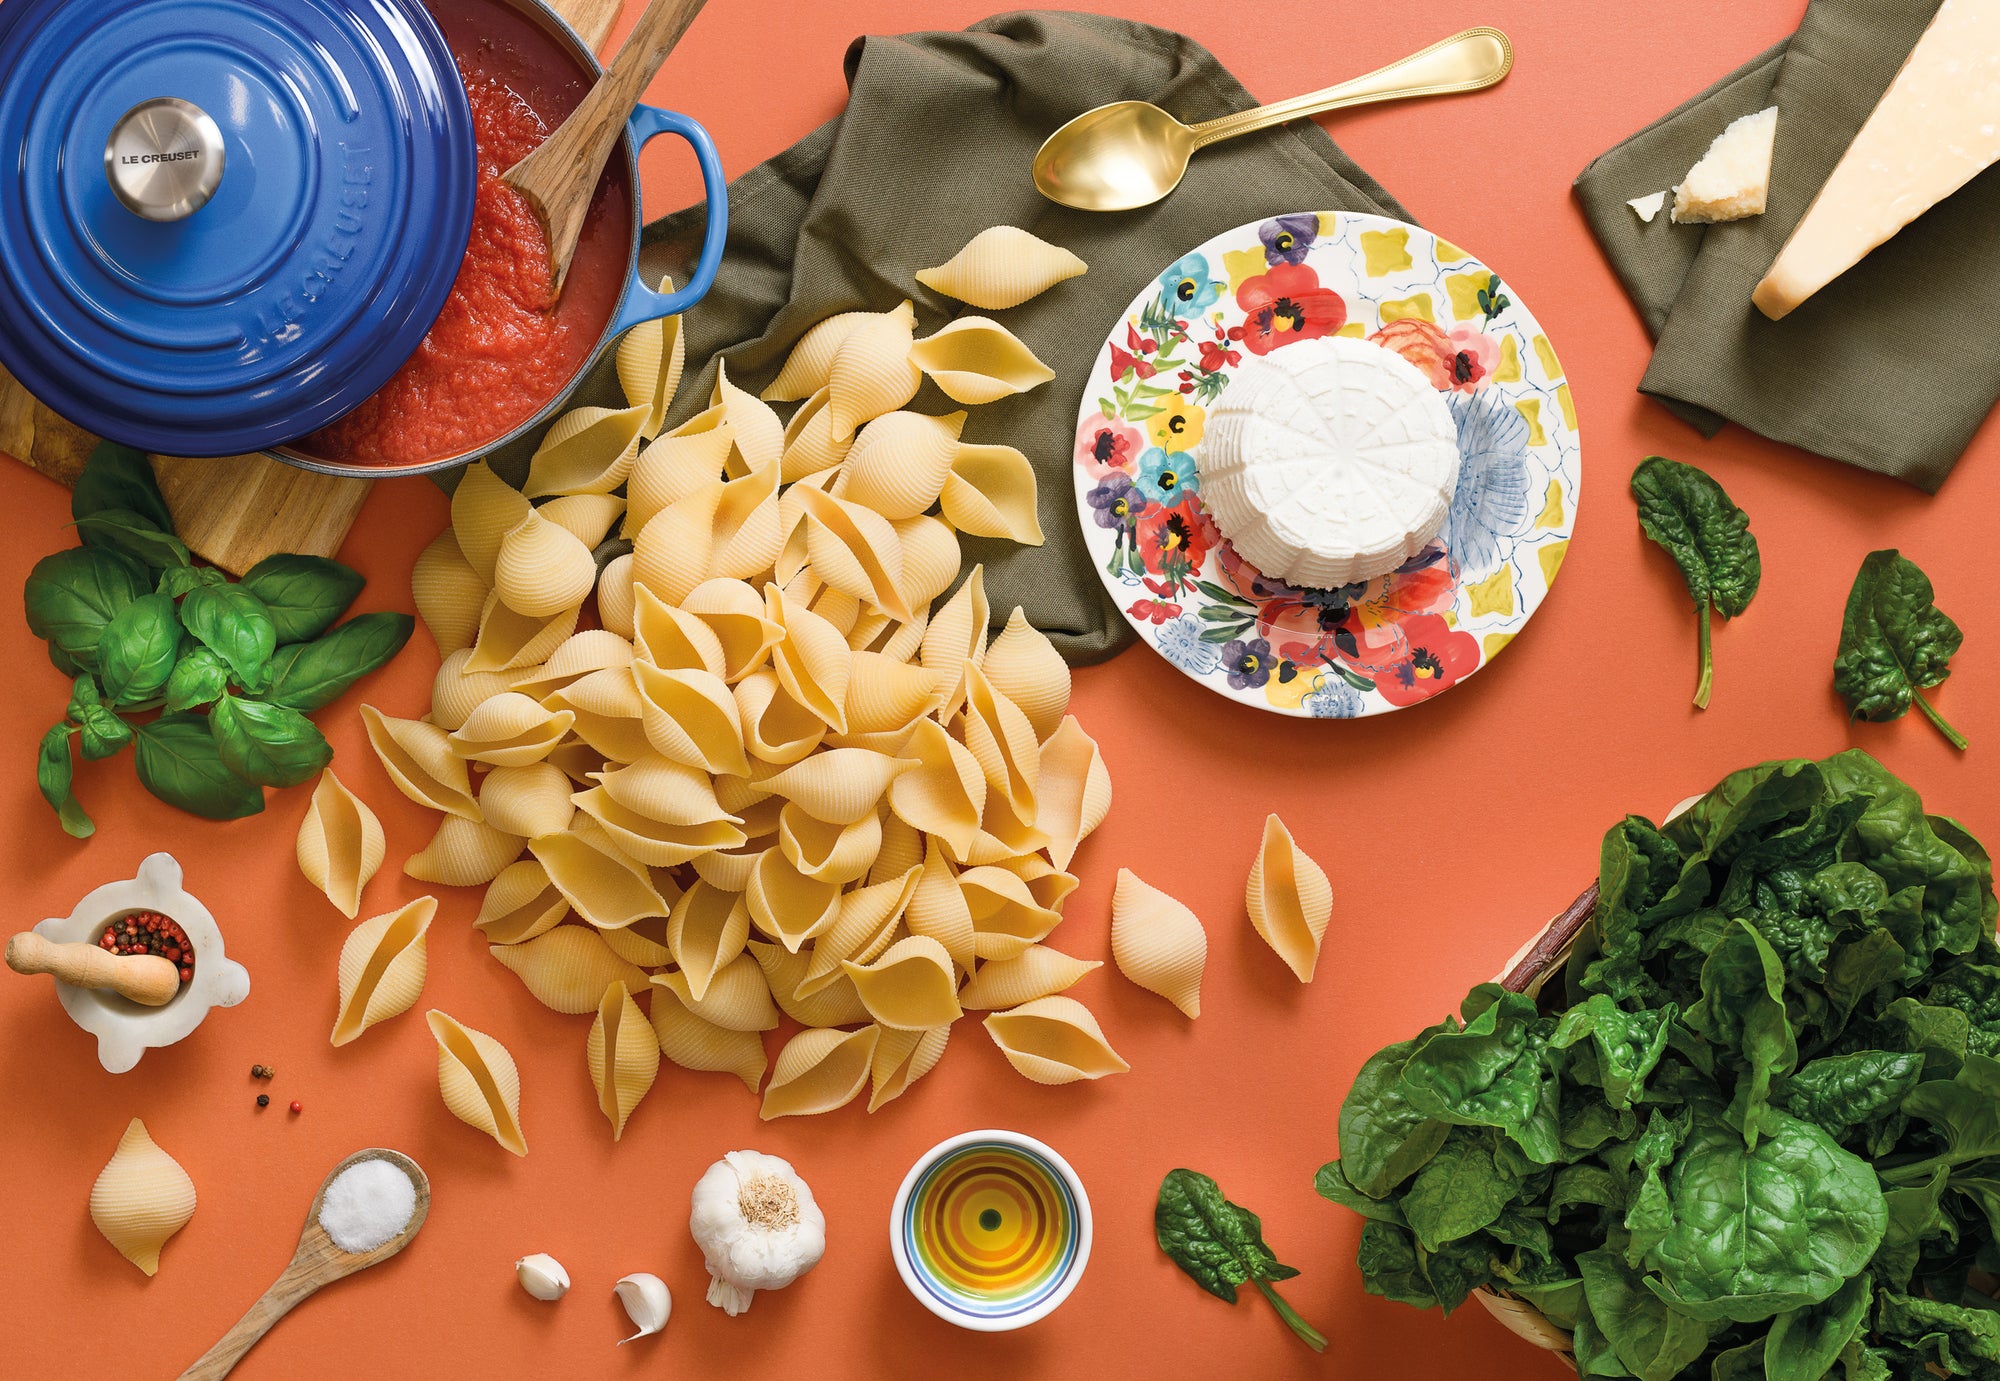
[1686, 921, 1797, 1148]
[37, 723, 91, 838]
[133, 712, 263, 820]
[1622, 1108, 1690, 1268]
[1873, 1291, 2000, 1375]
[1630, 455, 1759, 709]
[1551, 994, 1675, 1110]
[1400, 1130, 1521, 1251]
[239, 554, 365, 643]
[179, 583, 276, 692]
[70, 442, 173, 534]
[1886, 1053, 2000, 1184]
[1337, 1036, 1450, 1197]
[1577, 1245, 1715, 1381]
[97, 593, 182, 705]
[208, 692, 331, 788]
[1356, 1221, 1437, 1310]
[1873, 1165, 1950, 1292]
[1400, 989, 1563, 1165]
[1834, 549, 1968, 751]
[1775, 1052, 1924, 1139]
[71, 508, 190, 572]
[1310, 1161, 1406, 1225]
[65, 677, 131, 761]
[163, 644, 228, 712]
[1763, 1274, 1870, 1381]
[1156, 1169, 1327, 1351]
[157, 564, 227, 600]
[23, 545, 149, 671]
[1922, 964, 2000, 1058]
[260, 612, 414, 713]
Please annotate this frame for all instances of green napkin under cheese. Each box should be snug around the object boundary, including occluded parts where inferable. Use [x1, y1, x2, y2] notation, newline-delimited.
[472, 11, 1415, 664]
[1575, 0, 2000, 495]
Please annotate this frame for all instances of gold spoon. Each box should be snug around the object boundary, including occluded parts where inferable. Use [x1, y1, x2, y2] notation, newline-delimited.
[177, 1149, 430, 1380]
[1033, 27, 1514, 212]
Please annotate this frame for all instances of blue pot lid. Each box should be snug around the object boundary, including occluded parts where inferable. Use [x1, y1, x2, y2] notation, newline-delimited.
[0, 0, 476, 457]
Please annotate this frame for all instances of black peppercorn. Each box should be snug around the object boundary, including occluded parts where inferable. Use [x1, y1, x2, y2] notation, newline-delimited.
[251, 1064, 274, 1080]
[256, 1094, 270, 1108]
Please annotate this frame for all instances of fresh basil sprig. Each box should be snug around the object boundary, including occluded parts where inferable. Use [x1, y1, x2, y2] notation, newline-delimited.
[1834, 549, 1968, 751]
[1630, 456, 1760, 709]
[1156, 1169, 1327, 1352]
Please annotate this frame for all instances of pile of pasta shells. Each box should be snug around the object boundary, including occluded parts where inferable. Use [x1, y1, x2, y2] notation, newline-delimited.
[322, 229, 1143, 1144]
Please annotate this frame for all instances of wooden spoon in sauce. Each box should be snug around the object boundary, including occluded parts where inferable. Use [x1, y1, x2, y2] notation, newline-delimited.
[177, 1150, 430, 1380]
[501, 0, 711, 296]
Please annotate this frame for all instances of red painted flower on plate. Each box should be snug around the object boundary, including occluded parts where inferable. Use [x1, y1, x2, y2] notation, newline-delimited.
[1231, 264, 1347, 356]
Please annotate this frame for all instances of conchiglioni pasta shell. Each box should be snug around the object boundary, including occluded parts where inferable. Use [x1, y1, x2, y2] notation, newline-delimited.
[633, 477, 721, 600]
[448, 692, 575, 767]
[872, 812, 926, 887]
[795, 485, 914, 623]
[450, 462, 532, 582]
[1246, 814, 1332, 983]
[1035, 716, 1112, 872]
[296, 769, 384, 919]
[669, 881, 751, 1002]
[546, 739, 608, 785]
[652, 953, 778, 1032]
[888, 718, 986, 860]
[761, 747, 915, 826]
[760, 1024, 880, 1119]
[991, 852, 1081, 912]
[683, 578, 783, 683]
[628, 408, 732, 534]
[778, 803, 881, 885]
[427, 1010, 526, 1156]
[800, 866, 919, 995]
[762, 309, 868, 402]
[960, 660, 1040, 819]
[587, 982, 659, 1140]
[596, 552, 638, 639]
[767, 583, 853, 732]
[839, 410, 964, 518]
[539, 492, 625, 548]
[544, 666, 650, 764]
[431, 647, 520, 731]
[891, 516, 961, 613]
[331, 896, 434, 1045]
[510, 629, 635, 701]
[594, 754, 732, 825]
[942, 443, 1045, 545]
[959, 865, 1063, 961]
[846, 607, 895, 655]
[845, 653, 945, 736]
[713, 362, 786, 477]
[528, 829, 669, 929]
[734, 670, 827, 765]
[958, 946, 1100, 1010]
[779, 386, 851, 481]
[412, 528, 487, 656]
[616, 274, 686, 437]
[826, 301, 919, 441]
[914, 226, 1086, 310]
[979, 785, 1051, 859]
[921, 567, 988, 720]
[868, 1023, 952, 1112]
[601, 909, 676, 967]
[711, 459, 781, 580]
[843, 934, 961, 1030]
[905, 838, 976, 974]
[632, 586, 726, 676]
[633, 660, 750, 777]
[490, 926, 647, 1014]
[876, 608, 929, 664]
[690, 835, 773, 892]
[984, 996, 1129, 1085]
[1110, 869, 1207, 1018]
[746, 849, 842, 951]
[572, 785, 746, 866]
[522, 403, 648, 498]
[467, 590, 580, 673]
[910, 316, 1055, 406]
[360, 705, 477, 819]
[476, 860, 569, 944]
[478, 763, 576, 838]
[981, 608, 1070, 741]
[90, 1118, 195, 1275]
[749, 940, 872, 1027]
[650, 987, 767, 1093]
[494, 509, 597, 618]
[405, 815, 524, 887]
[806, 579, 860, 638]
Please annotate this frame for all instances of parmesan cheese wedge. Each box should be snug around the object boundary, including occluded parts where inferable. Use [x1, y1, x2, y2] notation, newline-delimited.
[1672, 107, 1778, 224]
[1754, 0, 2000, 320]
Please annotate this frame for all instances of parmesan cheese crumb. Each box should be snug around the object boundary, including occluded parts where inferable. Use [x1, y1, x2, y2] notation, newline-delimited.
[1628, 191, 1668, 224]
[1672, 107, 1779, 223]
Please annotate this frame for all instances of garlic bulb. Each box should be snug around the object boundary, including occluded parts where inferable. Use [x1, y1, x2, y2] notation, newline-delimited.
[689, 1150, 826, 1315]
[516, 1252, 570, 1300]
[614, 1272, 672, 1343]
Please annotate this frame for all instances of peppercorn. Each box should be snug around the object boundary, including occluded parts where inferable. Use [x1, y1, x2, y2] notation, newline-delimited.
[251, 1064, 274, 1080]
[289, 1101, 302, 1115]
[256, 1094, 270, 1108]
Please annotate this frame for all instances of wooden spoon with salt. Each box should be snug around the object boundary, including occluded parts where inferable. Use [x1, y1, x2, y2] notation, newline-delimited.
[178, 1149, 430, 1380]
[502, 0, 711, 296]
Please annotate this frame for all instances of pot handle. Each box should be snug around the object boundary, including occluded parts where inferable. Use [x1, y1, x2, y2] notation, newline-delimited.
[608, 103, 728, 337]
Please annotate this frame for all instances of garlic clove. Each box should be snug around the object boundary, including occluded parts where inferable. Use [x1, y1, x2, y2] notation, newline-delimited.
[516, 1252, 570, 1301]
[614, 1272, 672, 1343]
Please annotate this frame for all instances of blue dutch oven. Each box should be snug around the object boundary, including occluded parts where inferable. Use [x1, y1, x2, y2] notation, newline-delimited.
[0, 0, 726, 477]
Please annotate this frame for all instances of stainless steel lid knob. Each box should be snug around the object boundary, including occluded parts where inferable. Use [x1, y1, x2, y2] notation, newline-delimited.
[103, 97, 225, 221]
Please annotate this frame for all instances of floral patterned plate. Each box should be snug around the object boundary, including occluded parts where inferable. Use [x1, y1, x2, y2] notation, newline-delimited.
[1072, 211, 1580, 717]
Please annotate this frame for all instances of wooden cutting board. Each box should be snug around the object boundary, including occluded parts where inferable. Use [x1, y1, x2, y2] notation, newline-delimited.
[0, 0, 625, 574]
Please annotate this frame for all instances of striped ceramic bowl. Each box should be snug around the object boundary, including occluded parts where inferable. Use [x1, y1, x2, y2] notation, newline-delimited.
[889, 1130, 1092, 1331]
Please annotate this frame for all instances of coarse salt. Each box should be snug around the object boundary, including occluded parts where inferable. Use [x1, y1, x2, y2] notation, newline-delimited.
[318, 1159, 417, 1254]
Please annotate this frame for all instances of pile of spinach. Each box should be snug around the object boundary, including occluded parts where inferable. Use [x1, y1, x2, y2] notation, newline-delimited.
[1320, 751, 2000, 1380]
[25, 445, 413, 836]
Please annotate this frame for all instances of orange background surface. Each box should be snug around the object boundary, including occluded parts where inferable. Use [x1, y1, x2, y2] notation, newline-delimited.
[4, 1, 1996, 1377]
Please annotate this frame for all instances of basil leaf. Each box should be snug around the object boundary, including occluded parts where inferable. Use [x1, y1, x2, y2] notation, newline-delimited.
[97, 592, 183, 705]
[163, 644, 229, 712]
[1155, 1169, 1326, 1351]
[1630, 456, 1759, 709]
[76, 706, 133, 761]
[71, 508, 191, 572]
[23, 545, 150, 672]
[179, 583, 277, 692]
[239, 554, 365, 643]
[37, 723, 92, 838]
[260, 611, 414, 712]
[1833, 549, 1967, 751]
[133, 712, 264, 820]
[71, 442, 174, 534]
[208, 692, 331, 788]
[158, 564, 227, 600]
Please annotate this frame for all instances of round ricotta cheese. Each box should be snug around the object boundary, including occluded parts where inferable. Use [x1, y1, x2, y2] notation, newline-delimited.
[1196, 336, 1460, 589]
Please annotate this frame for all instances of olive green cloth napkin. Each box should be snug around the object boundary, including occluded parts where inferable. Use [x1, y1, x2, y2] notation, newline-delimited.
[473, 10, 1414, 664]
[1575, 0, 2000, 495]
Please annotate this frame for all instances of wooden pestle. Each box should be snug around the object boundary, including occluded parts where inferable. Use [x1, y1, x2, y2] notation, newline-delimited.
[6, 932, 180, 1006]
